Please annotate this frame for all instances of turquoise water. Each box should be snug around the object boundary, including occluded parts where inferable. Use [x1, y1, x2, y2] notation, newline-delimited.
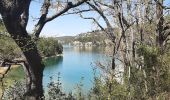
[5, 46, 109, 94]
[43, 46, 107, 93]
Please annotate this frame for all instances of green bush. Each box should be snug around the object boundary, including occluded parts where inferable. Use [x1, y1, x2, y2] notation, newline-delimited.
[37, 37, 63, 57]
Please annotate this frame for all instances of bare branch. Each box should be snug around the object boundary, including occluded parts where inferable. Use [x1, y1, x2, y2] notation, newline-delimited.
[0, 59, 26, 78]
[33, 0, 88, 38]
[86, 1, 115, 42]
[45, 0, 88, 22]
[63, 9, 93, 16]
[80, 14, 106, 32]
[96, 1, 114, 9]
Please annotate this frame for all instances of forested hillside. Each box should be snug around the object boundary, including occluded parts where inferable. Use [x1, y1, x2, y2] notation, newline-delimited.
[57, 29, 113, 46]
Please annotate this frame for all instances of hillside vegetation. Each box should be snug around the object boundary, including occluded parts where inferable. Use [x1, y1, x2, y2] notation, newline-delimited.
[57, 30, 113, 46]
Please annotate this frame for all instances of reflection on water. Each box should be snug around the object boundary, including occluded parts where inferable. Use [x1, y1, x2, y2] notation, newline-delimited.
[44, 56, 63, 67]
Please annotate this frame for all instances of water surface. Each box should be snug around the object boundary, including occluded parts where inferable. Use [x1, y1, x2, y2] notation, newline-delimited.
[4, 46, 109, 94]
[43, 46, 107, 93]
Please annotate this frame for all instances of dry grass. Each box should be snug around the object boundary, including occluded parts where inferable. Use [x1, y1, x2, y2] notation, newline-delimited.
[0, 65, 20, 74]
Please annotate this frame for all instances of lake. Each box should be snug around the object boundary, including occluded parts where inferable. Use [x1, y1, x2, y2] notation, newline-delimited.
[43, 46, 110, 94]
[4, 46, 111, 94]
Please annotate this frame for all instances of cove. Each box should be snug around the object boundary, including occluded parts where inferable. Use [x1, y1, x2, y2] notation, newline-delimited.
[3, 46, 110, 94]
[43, 46, 109, 94]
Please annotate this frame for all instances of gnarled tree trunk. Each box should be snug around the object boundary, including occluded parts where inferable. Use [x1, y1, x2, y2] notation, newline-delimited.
[2, 14, 44, 99]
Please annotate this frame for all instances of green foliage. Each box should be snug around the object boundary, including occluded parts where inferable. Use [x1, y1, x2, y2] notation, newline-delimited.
[46, 76, 65, 100]
[1, 21, 63, 60]
[88, 77, 128, 100]
[0, 36, 22, 60]
[74, 77, 85, 100]
[137, 45, 159, 68]
[129, 44, 170, 99]
[46, 73, 76, 100]
[0, 36, 63, 61]
[2, 75, 76, 100]
[0, 19, 21, 60]
[2, 81, 26, 100]
[0, 19, 5, 33]
[37, 37, 63, 57]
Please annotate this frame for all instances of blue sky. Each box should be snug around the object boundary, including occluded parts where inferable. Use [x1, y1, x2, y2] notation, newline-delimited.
[27, 1, 96, 37]
[27, 0, 170, 37]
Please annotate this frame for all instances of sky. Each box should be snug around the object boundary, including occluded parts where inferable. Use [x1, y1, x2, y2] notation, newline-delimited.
[27, 1, 97, 37]
[27, 0, 170, 37]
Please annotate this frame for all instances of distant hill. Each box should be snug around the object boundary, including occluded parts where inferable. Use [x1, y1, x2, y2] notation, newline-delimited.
[57, 30, 108, 42]
[56, 36, 75, 44]
[56, 30, 112, 46]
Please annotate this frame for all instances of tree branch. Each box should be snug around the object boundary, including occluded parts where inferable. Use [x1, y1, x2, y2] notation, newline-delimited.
[86, 1, 115, 42]
[33, 0, 88, 38]
[154, 0, 170, 10]
[80, 14, 106, 32]
[62, 9, 93, 16]
[96, 1, 114, 9]
[33, 0, 51, 38]
[45, 0, 88, 23]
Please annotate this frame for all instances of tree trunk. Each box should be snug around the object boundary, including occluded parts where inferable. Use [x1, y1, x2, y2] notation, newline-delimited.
[23, 48, 44, 100]
[2, 14, 44, 100]
[156, 0, 164, 51]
